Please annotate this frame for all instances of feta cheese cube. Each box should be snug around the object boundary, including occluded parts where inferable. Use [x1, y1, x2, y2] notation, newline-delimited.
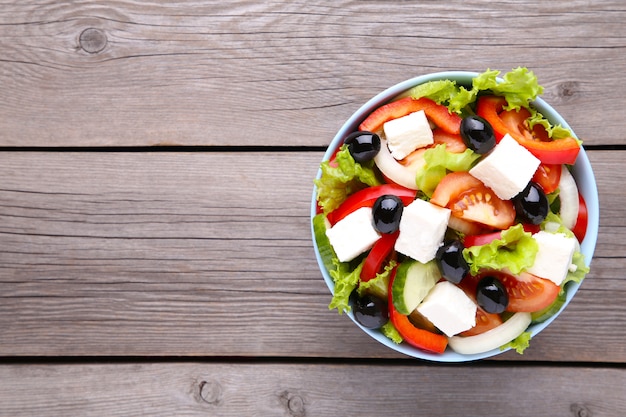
[383, 110, 434, 160]
[526, 231, 576, 286]
[394, 199, 450, 263]
[417, 281, 477, 337]
[325, 207, 380, 262]
[469, 134, 541, 200]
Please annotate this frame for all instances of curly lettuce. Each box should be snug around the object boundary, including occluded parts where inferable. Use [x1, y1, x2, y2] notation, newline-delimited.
[315, 146, 381, 214]
[463, 224, 539, 275]
[415, 144, 481, 198]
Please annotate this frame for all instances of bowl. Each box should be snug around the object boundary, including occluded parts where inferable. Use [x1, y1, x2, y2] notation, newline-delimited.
[311, 71, 599, 361]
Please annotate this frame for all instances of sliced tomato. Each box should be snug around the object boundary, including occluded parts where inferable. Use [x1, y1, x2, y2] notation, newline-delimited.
[432, 128, 467, 153]
[532, 163, 561, 194]
[326, 184, 416, 225]
[359, 97, 462, 135]
[360, 231, 399, 282]
[572, 192, 588, 243]
[463, 224, 541, 248]
[460, 307, 503, 337]
[467, 270, 560, 313]
[388, 270, 448, 353]
[476, 95, 581, 165]
[430, 172, 516, 230]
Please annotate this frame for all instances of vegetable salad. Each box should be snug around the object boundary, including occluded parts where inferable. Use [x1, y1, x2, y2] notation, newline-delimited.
[312, 67, 590, 357]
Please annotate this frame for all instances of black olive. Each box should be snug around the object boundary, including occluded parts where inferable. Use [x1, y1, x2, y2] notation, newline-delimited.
[460, 115, 496, 154]
[350, 291, 388, 329]
[435, 240, 470, 284]
[476, 276, 509, 314]
[344, 131, 381, 163]
[372, 195, 403, 234]
[513, 182, 549, 225]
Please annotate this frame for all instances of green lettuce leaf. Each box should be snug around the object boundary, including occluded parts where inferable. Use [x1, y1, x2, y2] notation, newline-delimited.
[448, 67, 543, 113]
[501, 331, 532, 354]
[328, 258, 365, 314]
[560, 251, 589, 295]
[463, 224, 539, 275]
[415, 144, 481, 197]
[315, 146, 382, 214]
[381, 320, 403, 344]
[403, 79, 459, 105]
[357, 260, 397, 300]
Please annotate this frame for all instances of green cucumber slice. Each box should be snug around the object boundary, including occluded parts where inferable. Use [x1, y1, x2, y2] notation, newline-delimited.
[392, 259, 440, 315]
[312, 214, 336, 273]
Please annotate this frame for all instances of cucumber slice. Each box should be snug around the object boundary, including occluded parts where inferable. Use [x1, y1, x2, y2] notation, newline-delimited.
[312, 214, 336, 273]
[391, 259, 440, 315]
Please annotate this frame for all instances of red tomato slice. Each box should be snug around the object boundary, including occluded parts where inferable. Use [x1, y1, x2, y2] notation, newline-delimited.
[360, 231, 399, 282]
[430, 172, 516, 230]
[326, 184, 416, 225]
[468, 270, 560, 313]
[532, 163, 561, 194]
[460, 306, 503, 337]
[476, 95, 581, 165]
[572, 192, 588, 243]
[388, 270, 448, 353]
[432, 128, 467, 153]
[359, 97, 462, 135]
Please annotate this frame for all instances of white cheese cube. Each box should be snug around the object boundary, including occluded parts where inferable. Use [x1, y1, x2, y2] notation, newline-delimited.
[325, 207, 380, 262]
[383, 110, 434, 160]
[417, 281, 477, 337]
[526, 231, 576, 286]
[469, 134, 541, 200]
[394, 199, 450, 263]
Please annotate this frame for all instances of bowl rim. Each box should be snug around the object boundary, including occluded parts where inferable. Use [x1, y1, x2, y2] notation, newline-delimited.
[311, 70, 599, 362]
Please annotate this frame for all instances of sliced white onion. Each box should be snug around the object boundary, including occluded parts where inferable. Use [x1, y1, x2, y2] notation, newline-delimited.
[558, 166, 579, 230]
[448, 312, 532, 355]
[373, 139, 420, 190]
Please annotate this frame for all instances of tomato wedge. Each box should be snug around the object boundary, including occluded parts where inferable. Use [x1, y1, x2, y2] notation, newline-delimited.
[460, 306, 503, 337]
[360, 231, 399, 282]
[327, 184, 416, 225]
[430, 172, 516, 230]
[465, 270, 560, 313]
[532, 163, 561, 194]
[359, 97, 462, 135]
[388, 269, 448, 353]
[476, 95, 581, 165]
[572, 192, 588, 243]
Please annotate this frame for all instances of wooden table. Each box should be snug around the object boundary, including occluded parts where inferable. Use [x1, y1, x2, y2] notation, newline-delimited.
[0, 1, 624, 415]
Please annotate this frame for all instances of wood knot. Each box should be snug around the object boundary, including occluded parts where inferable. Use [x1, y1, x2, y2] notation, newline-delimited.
[570, 403, 593, 417]
[198, 379, 223, 405]
[279, 390, 306, 417]
[557, 81, 580, 99]
[79, 28, 107, 54]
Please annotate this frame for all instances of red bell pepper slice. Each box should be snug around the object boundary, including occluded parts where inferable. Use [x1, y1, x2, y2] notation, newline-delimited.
[359, 97, 462, 135]
[360, 231, 399, 282]
[572, 192, 588, 243]
[476, 95, 581, 165]
[387, 269, 448, 354]
[327, 184, 416, 225]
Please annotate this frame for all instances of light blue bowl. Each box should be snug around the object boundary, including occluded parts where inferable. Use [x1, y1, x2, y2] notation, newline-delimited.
[311, 71, 599, 362]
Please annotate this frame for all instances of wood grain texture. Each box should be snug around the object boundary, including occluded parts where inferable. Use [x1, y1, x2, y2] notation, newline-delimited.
[0, 362, 624, 417]
[0, 0, 624, 147]
[0, 150, 622, 361]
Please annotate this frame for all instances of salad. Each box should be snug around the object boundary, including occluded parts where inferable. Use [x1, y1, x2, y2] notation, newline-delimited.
[312, 67, 591, 358]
